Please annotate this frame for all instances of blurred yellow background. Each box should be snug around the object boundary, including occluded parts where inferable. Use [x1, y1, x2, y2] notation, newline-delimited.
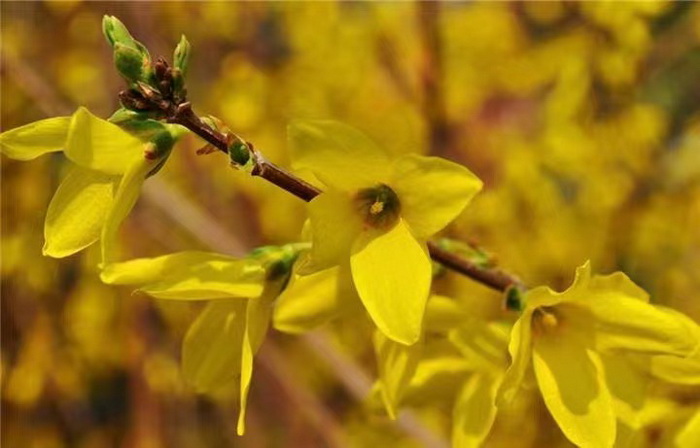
[2, 1, 700, 447]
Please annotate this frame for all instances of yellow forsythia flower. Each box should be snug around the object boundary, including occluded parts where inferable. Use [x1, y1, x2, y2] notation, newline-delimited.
[497, 261, 700, 448]
[101, 249, 292, 435]
[288, 120, 483, 345]
[0, 108, 178, 262]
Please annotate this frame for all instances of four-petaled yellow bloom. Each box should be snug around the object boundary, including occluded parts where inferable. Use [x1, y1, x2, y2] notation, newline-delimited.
[0, 107, 184, 262]
[289, 120, 483, 345]
[101, 249, 292, 436]
[497, 261, 700, 448]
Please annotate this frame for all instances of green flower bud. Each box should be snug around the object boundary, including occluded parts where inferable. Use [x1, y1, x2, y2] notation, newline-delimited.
[102, 15, 137, 50]
[229, 140, 251, 166]
[173, 34, 191, 78]
[103, 15, 152, 83]
[114, 43, 146, 83]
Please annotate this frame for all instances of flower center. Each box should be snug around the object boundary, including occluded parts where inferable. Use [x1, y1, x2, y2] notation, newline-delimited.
[355, 183, 401, 230]
[532, 306, 560, 336]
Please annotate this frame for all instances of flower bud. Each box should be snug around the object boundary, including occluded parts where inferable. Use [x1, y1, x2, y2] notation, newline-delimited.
[229, 140, 251, 166]
[173, 35, 191, 78]
[102, 15, 137, 50]
[118, 89, 150, 111]
[114, 43, 146, 83]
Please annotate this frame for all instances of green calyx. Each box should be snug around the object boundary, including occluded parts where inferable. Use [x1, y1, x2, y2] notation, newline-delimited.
[505, 285, 524, 312]
[355, 183, 401, 230]
[248, 244, 306, 285]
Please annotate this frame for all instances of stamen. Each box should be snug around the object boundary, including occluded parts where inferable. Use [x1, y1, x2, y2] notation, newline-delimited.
[369, 201, 384, 215]
[354, 183, 401, 230]
[533, 306, 560, 336]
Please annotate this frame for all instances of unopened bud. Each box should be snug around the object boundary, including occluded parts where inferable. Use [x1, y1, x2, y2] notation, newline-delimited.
[173, 34, 191, 78]
[229, 140, 251, 166]
[118, 89, 150, 111]
[171, 68, 186, 101]
[114, 43, 146, 83]
[103, 15, 137, 49]
[154, 57, 169, 80]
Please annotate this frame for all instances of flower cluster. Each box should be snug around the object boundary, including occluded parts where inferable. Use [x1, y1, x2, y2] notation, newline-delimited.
[2, 15, 699, 447]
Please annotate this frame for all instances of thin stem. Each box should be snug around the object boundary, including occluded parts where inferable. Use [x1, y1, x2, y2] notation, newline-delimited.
[167, 102, 322, 202]
[426, 241, 522, 292]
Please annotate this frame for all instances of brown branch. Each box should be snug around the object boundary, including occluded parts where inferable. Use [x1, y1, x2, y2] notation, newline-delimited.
[427, 241, 522, 292]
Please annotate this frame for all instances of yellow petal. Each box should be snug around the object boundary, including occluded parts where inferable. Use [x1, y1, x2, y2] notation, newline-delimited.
[100, 158, 156, 265]
[449, 319, 510, 372]
[533, 337, 616, 448]
[101, 251, 264, 300]
[350, 220, 431, 345]
[648, 354, 700, 385]
[584, 296, 699, 357]
[525, 261, 594, 309]
[405, 349, 471, 404]
[374, 331, 423, 419]
[238, 285, 277, 435]
[600, 354, 648, 428]
[288, 120, 390, 191]
[452, 373, 499, 448]
[101, 251, 236, 284]
[496, 310, 534, 407]
[43, 165, 120, 258]
[273, 264, 360, 334]
[676, 407, 700, 448]
[588, 271, 649, 303]
[301, 189, 362, 274]
[182, 300, 246, 394]
[65, 107, 144, 175]
[0, 116, 70, 160]
[424, 295, 470, 333]
[389, 154, 482, 239]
